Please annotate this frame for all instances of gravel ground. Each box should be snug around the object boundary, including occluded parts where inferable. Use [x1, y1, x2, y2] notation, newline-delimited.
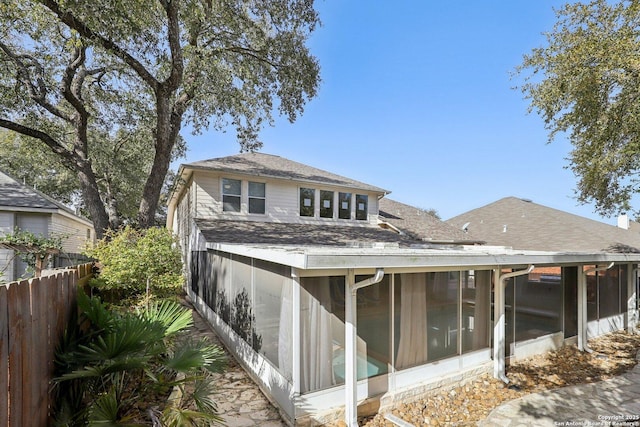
[346, 331, 640, 427]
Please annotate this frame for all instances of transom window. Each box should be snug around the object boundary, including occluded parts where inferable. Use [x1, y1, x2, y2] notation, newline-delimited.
[300, 188, 315, 217]
[248, 182, 266, 214]
[222, 178, 241, 212]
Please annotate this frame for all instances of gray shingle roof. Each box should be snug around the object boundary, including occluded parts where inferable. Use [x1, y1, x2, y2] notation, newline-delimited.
[185, 152, 389, 194]
[378, 198, 482, 243]
[446, 197, 640, 253]
[196, 218, 426, 247]
[0, 170, 62, 210]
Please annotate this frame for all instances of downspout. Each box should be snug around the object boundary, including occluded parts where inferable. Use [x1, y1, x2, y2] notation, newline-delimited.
[345, 268, 385, 427]
[494, 265, 534, 384]
[579, 262, 614, 353]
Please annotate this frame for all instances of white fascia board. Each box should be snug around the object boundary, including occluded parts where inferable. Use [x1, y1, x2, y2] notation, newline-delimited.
[304, 250, 640, 270]
[205, 243, 640, 271]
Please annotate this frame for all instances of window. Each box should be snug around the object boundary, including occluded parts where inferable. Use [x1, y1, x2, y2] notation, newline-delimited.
[355, 194, 368, 220]
[222, 178, 241, 212]
[338, 192, 351, 219]
[248, 182, 266, 214]
[300, 188, 315, 217]
[320, 190, 334, 218]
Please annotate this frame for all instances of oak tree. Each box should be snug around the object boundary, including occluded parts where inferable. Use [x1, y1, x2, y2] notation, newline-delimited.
[0, 0, 320, 235]
[516, 0, 640, 216]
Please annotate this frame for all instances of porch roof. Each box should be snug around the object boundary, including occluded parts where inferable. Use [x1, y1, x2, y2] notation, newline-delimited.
[205, 241, 640, 271]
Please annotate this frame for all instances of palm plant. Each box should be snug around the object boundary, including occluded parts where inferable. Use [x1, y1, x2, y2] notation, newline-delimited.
[52, 290, 226, 426]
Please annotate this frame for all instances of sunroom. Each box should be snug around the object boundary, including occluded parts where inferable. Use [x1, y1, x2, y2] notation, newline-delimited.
[187, 239, 640, 426]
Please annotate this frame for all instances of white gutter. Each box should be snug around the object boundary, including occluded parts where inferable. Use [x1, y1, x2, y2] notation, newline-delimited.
[345, 268, 384, 427]
[578, 262, 614, 352]
[494, 265, 534, 384]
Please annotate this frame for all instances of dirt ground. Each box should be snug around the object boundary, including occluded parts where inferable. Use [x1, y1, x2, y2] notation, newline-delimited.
[354, 331, 640, 427]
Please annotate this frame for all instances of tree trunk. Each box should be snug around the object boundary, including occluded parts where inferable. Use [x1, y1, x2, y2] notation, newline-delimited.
[77, 163, 110, 238]
[137, 93, 181, 228]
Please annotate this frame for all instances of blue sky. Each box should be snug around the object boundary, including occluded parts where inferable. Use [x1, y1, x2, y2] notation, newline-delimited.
[180, 1, 618, 224]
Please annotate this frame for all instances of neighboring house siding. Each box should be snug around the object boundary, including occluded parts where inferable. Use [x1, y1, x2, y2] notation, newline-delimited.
[0, 212, 15, 282]
[15, 213, 49, 279]
[50, 213, 92, 254]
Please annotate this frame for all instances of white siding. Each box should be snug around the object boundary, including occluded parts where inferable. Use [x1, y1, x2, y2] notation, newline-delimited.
[190, 171, 382, 226]
[50, 213, 93, 254]
[194, 172, 220, 218]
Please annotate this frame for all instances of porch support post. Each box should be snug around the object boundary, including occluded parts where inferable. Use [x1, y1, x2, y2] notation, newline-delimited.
[580, 263, 614, 352]
[627, 264, 638, 335]
[577, 266, 587, 352]
[492, 268, 505, 382]
[344, 268, 384, 427]
[291, 268, 301, 396]
[345, 269, 358, 427]
[493, 265, 534, 384]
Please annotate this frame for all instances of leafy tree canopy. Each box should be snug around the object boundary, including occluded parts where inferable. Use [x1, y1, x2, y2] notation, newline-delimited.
[0, 0, 320, 234]
[516, 0, 640, 217]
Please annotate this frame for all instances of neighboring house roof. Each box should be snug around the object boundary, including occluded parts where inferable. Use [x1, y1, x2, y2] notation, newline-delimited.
[184, 152, 389, 194]
[196, 218, 427, 247]
[446, 196, 640, 253]
[0, 169, 92, 225]
[378, 198, 483, 244]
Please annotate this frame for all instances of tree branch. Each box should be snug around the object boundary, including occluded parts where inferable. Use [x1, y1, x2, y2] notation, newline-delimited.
[0, 118, 75, 165]
[0, 41, 73, 122]
[40, 0, 160, 92]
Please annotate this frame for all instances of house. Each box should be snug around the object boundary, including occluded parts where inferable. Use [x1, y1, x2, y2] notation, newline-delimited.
[0, 170, 95, 282]
[167, 153, 640, 426]
[446, 196, 640, 253]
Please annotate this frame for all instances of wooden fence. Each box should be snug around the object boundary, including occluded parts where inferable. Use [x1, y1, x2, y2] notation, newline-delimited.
[0, 263, 92, 427]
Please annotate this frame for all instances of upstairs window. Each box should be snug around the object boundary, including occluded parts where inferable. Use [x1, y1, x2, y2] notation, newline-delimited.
[222, 178, 241, 212]
[248, 182, 266, 214]
[338, 192, 351, 219]
[300, 188, 315, 217]
[356, 194, 368, 220]
[320, 190, 334, 218]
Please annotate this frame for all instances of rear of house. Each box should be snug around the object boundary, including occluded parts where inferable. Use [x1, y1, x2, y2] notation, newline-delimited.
[168, 154, 640, 426]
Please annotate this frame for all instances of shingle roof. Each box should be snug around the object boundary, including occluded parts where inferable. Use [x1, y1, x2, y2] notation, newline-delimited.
[185, 152, 389, 194]
[378, 198, 483, 243]
[446, 197, 640, 253]
[196, 218, 426, 247]
[0, 170, 64, 211]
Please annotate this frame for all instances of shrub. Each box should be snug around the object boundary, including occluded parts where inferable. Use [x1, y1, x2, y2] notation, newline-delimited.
[86, 226, 183, 301]
[52, 290, 226, 426]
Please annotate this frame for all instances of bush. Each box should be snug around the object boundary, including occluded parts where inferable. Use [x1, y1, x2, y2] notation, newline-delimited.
[85, 226, 183, 302]
[52, 290, 226, 426]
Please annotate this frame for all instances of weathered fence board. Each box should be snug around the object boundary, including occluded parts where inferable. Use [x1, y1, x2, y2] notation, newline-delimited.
[0, 264, 91, 427]
[0, 285, 8, 427]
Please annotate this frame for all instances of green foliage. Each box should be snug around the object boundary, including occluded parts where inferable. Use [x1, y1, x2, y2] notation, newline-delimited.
[0, 227, 65, 278]
[0, 0, 320, 230]
[85, 226, 183, 300]
[515, 0, 640, 216]
[53, 290, 226, 426]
